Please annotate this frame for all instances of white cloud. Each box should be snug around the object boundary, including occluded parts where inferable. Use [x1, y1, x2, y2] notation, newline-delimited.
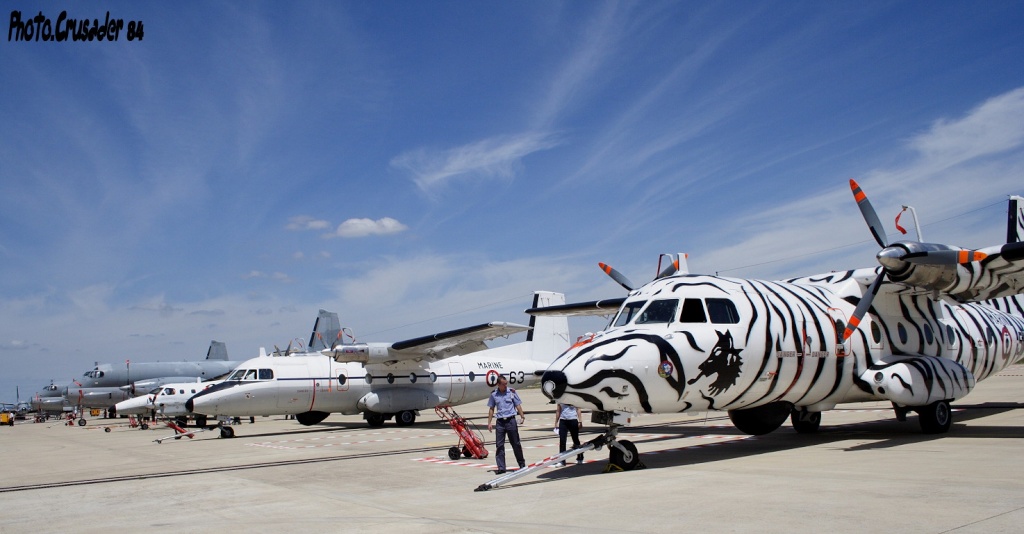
[392, 132, 561, 192]
[909, 87, 1024, 171]
[328, 217, 408, 238]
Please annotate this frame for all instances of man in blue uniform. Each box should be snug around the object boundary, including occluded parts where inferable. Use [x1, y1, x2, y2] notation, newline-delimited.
[487, 375, 526, 474]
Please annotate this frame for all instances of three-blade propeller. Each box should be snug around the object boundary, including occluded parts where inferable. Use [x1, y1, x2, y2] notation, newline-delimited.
[843, 179, 987, 341]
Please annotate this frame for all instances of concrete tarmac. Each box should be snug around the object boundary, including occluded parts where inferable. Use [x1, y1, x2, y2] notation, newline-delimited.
[3, 366, 1024, 533]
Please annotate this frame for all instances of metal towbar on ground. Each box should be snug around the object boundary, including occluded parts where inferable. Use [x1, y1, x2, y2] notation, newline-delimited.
[474, 433, 609, 492]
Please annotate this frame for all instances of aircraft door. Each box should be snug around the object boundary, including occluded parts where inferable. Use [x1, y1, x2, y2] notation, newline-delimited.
[448, 362, 466, 404]
[333, 364, 350, 392]
[827, 308, 849, 357]
[277, 361, 314, 411]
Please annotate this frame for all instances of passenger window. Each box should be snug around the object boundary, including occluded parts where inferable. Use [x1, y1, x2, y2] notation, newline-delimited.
[707, 298, 740, 324]
[612, 301, 647, 327]
[635, 299, 678, 324]
[679, 298, 707, 323]
[258, 369, 274, 380]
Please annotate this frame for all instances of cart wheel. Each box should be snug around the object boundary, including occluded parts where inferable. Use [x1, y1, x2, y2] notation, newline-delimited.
[220, 426, 235, 439]
[104, 427, 111, 433]
[78, 418, 87, 426]
[141, 423, 149, 430]
[462, 446, 472, 458]
[448, 446, 461, 461]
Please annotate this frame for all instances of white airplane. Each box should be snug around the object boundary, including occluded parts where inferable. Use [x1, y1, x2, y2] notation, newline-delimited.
[187, 291, 569, 432]
[535, 183, 1024, 471]
[112, 379, 215, 424]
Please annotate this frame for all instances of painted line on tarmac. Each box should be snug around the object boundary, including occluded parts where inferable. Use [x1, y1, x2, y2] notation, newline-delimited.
[246, 430, 452, 450]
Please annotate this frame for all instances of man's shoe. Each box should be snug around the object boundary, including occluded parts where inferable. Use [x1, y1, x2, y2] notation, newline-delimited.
[495, 469, 506, 475]
[577, 459, 584, 465]
[519, 463, 526, 469]
[558, 461, 567, 467]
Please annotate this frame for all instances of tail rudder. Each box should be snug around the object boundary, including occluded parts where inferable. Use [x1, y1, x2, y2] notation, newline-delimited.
[527, 291, 569, 362]
[205, 341, 228, 361]
[308, 310, 342, 352]
[1008, 195, 1023, 243]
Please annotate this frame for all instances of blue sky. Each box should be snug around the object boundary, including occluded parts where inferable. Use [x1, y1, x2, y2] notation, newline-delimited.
[3, 1, 1024, 400]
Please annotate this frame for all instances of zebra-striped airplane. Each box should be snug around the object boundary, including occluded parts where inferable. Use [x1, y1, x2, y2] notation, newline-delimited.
[535, 182, 1024, 470]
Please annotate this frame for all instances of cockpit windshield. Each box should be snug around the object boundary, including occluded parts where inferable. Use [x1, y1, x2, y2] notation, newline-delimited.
[611, 301, 647, 327]
[163, 388, 176, 395]
[227, 368, 274, 381]
[635, 299, 679, 324]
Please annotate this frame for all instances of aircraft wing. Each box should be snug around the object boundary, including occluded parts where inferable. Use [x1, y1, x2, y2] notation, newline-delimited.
[525, 298, 626, 317]
[389, 322, 532, 360]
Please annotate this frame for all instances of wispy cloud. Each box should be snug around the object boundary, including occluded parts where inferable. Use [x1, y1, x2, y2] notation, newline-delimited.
[391, 132, 561, 193]
[328, 217, 408, 238]
[286, 216, 331, 231]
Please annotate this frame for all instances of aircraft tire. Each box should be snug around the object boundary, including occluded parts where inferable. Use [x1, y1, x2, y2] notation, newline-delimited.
[448, 447, 461, 461]
[141, 423, 149, 430]
[195, 415, 207, 427]
[220, 426, 235, 438]
[917, 400, 952, 434]
[790, 409, 822, 434]
[728, 401, 792, 435]
[78, 418, 87, 426]
[395, 410, 416, 426]
[609, 440, 640, 471]
[365, 412, 386, 427]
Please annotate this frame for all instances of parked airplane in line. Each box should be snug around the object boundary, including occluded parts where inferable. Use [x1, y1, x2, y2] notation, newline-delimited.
[112, 379, 214, 425]
[187, 291, 570, 432]
[62, 341, 242, 416]
[30, 381, 73, 415]
[535, 184, 1024, 470]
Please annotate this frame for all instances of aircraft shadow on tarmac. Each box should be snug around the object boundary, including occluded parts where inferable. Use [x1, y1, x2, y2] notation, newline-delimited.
[507, 401, 1024, 489]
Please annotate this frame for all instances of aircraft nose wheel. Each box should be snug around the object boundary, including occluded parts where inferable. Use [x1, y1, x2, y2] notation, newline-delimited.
[608, 439, 642, 471]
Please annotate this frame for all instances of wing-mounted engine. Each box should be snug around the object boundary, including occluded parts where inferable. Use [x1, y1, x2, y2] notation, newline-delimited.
[323, 343, 395, 365]
[860, 355, 976, 407]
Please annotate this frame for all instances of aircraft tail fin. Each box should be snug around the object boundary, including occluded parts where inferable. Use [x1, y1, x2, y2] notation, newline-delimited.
[308, 309, 342, 352]
[205, 341, 229, 360]
[1008, 195, 1023, 243]
[527, 291, 569, 362]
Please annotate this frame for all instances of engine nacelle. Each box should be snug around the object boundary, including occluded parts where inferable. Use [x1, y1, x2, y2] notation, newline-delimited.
[357, 388, 441, 413]
[322, 343, 395, 365]
[861, 355, 976, 407]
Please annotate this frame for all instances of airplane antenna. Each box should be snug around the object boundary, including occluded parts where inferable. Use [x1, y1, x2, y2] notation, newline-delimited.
[896, 205, 924, 241]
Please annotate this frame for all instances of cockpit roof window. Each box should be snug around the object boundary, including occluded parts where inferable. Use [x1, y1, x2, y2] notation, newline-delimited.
[612, 301, 647, 327]
[635, 299, 678, 324]
[679, 298, 707, 323]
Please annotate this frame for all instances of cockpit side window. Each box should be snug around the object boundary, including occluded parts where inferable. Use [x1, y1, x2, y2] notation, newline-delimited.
[228, 369, 247, 381]
[243, 369, 258, 381]
[679, 298, 707, 323]
[612, 301, 648, 327]
[163, 388, 175, 395]
[707, 298, 740, 324]
[635, 299, 679, 324]
[258, 369, 274, 380]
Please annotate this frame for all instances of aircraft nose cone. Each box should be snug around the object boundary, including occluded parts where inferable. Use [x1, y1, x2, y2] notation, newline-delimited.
[540, 370, 567, 401]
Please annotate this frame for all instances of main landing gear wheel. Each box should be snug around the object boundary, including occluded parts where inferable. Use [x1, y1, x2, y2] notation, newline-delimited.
[608, 440, 640, 471]
[728, 402, 792, 435]
[448, 446, 461, 461]
[790, 409, 822, 434]
[395, 410, 416, 427]
[78, 418, 87, 426]
[365, 412, 386, 428]
[917, 400, 952, 434]
[220, 425, 235, 439]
